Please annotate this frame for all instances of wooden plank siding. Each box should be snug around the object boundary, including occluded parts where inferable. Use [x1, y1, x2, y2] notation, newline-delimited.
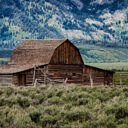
[47, 64, 83, 84]
[11, 64, 113, 86]
[50, 41, 83, 65]
[12, 65, 84, 86]
[0, 75, 13, 85]
[83, 66, 113, 86]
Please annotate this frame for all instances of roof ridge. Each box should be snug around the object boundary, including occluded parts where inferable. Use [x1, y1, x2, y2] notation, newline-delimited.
[21, 39, 68, 41]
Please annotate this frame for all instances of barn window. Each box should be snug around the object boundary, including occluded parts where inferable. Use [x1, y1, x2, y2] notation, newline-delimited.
[72, 73, 76, 76]
[54, 72, 58, 77]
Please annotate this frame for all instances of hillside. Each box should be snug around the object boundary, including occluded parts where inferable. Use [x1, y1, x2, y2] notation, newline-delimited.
[0, 85, 128, 128]
[77, 44, 128, 63]
[0, 0, 128, 62]
[0, 0, 127, 47]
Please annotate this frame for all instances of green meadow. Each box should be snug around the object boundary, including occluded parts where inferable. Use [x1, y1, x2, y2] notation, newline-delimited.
[86, 63, 128, 72]
[77, 44, 128, 63]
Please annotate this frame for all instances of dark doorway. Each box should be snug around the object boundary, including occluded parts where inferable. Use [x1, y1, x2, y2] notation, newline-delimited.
[19, 74, 26, 86]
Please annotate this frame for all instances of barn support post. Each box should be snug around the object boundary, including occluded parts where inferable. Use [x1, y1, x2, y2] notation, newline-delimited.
[34, 79, 37, 87]
[32, 66, 36, 86]
[89, 73, 93, 87]
[104, 72, 107, 87]
[44, 67, 47, 86]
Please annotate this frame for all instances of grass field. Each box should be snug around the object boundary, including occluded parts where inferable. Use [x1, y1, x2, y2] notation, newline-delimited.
[0, 85, 128, 128]
[86, 63, 128, 72]
[77, 44, 128, 63]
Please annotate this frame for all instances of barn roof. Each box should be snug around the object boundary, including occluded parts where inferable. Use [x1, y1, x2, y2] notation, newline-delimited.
[0, 39, 67, 74]
[84, 64, 114, 73]
[9, 39, 67, 65]
[0, 64, 38, 74]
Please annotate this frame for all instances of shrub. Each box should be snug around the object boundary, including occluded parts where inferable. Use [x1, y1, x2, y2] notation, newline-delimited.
[55, 90, 63, 97]
[5, 87, 14, 96]
[0, 96, 5, 106]
[31, 94, 45, 105]
[63, 103, 72, 111]
[64, 110, 90, 122]
[106, 115, 117, 128]
[48, 96, 62, 105]
[115, 107, 128, 119]
[43, 106, 60, 116]
[40, 116, 57, 127]
[5, 96, 17, 107]
[17, 96, 31, 108]
[62, 92, 78, 102]
[118, 124, 128, 128]
[29, 111, 41, 123]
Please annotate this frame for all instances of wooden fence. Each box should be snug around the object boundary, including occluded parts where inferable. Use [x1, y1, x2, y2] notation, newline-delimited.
[113, 72, 128, 87]
[32, 66, 68, 86]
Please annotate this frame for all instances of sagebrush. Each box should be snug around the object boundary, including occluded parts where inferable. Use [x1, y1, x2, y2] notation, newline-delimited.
[0, 85, 128, 128]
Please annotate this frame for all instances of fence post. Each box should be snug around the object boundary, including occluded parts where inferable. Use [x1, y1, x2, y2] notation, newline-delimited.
[113, 79, 116, 87]
[120, 74, 123, 88]
[89, 73, 93, 87]
[34, 79, 37, 87]
[63, 78, 68, 86]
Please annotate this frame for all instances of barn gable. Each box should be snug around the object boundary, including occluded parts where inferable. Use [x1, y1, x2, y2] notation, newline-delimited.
[50, 40, 84, 64]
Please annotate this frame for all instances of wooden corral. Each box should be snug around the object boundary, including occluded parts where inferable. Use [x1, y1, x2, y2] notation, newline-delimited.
[0, 39, 114, 86]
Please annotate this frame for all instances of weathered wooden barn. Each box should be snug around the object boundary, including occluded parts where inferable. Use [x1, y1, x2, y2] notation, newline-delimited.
[0, 39, 114, 86]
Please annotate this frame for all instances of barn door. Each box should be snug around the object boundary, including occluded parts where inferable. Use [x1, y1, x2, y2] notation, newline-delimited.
[19, 74, 26, 86]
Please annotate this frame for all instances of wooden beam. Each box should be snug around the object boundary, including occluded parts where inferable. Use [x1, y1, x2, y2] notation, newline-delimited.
[44, 67, 47, 85]
[63, 78, 68, 86]
[89, 73, 93, 87]
[32, 66, 36, 86]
